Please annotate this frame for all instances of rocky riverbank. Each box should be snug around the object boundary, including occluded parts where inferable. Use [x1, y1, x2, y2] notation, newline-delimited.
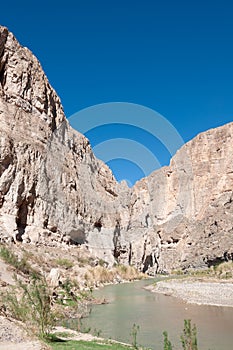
[146, 277, 233, 307]
[0, 315, 49, 350]
[0, 242, 146, 349]
[0, 316, 134, 350]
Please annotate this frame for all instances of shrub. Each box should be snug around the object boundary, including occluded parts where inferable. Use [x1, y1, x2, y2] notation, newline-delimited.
[84, 266, 114, 285]
[214, 261, 233, 279]
[130, 323, 140, 349]
[1, 275, 57, 338]
[163, 320, 198, 350]
[98, 259, 107, 267]
[180, 319, 198, 350]
[163, 331, 173, 350]
[0, 245, 33, 275]
[55, 258, 74, 269]
[115, 265, 144, 281]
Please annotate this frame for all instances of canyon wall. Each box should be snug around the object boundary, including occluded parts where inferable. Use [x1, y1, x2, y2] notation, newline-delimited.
[0, 26, 233, 273]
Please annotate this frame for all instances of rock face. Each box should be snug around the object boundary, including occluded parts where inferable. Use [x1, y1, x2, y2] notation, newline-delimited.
[0, 25, 129, 266]
[116, 125, 233, 273]
[0, 25, 233, 273]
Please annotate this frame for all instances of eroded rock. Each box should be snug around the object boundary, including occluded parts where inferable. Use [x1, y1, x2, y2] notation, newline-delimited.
[0, 25, 233, 274]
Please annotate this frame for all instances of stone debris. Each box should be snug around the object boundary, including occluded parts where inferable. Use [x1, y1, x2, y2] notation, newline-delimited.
[0, 316, 46, 349]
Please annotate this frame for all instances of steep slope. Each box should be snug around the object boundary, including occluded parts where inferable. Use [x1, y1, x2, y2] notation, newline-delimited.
[0, 25, 233, 273]
[116, 123, 233, 273]
[0, 26, 129, 265]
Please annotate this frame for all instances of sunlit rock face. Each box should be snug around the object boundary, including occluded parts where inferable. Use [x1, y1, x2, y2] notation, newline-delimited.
[117, 124, 233, 273]
[0, 25, 130, 266]
[1, 25, 233, 273]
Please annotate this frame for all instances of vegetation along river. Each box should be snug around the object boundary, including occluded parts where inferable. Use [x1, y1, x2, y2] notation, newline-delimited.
[77, 278, 233, 350]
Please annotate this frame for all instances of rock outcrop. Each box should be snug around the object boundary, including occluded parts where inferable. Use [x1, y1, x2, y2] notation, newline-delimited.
[116, 125, 233, 273]
[0, 25, 129, 265]
[0, 25, 233, 273]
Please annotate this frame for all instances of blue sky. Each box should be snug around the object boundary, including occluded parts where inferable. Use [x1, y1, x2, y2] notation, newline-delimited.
[1, 1, 233, 184]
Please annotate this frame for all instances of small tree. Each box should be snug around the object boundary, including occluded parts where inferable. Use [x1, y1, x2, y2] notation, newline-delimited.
[163, 331, 173, 350]
[2, 275, 56, 338]
[130, 323, 140, 349]
[163, 320, 198, 350]
[180, 319, 198, 350]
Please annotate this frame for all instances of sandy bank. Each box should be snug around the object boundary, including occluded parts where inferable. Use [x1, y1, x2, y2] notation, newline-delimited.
[146, 278, 233, 307]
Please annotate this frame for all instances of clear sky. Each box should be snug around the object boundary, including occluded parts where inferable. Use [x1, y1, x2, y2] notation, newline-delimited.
[1, 1, 233, 185]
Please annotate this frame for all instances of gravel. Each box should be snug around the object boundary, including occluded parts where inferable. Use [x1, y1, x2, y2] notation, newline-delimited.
[0, 316, 46, 349]
[147, 278, 233, 307]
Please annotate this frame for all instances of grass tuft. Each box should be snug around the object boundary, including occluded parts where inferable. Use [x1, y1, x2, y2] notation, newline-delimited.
[55, 259, 74, 269]
[0, 245, 39, 276]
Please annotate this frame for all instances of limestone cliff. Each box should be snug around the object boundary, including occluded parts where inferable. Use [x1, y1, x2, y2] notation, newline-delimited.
[116, 125, 233, 273]
[0, 25, 233, 273]
[0, 25, 129, 265]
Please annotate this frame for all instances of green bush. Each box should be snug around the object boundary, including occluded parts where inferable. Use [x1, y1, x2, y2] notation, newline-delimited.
[163, 320, 198, 350]
[55, 258, 74, 269]
[163, 331, 173, 350]
[180, 319, 198, 350]
[130, 323, 140, 349]
[1, 275, 57, 338]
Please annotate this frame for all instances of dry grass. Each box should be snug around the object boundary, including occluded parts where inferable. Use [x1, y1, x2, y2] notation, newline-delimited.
[115, 265, 144, 281]
[213, 261, 233, 279]
[84, 265, 145, 286]
[172, 261, 233, 280]
[84, 266, 114, 286]
[55, 259, 74, 269]
[0, 243, 146, 293]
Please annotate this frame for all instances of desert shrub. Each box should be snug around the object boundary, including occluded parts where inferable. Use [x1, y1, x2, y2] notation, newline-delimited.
[130, 323, 140, 349]
[214, 261, 233, 279]
[116, 265, 144, 281]
[180, 319, 198, 350]
[77, 256, 90, 267]
[55, 258, 74, 269]
[98, 259, 107, 267]
[163, 331, 173, 350]
[1, 275, 56, 338]
[163, 320, 198, 350]
[0, 245, 37, 276]
[84, 266, 114, 285]
[171, 269, 184, 276]
[57, 278, 81, 307]
[84, 264, 145, 287]
[61, 278, 74, 297]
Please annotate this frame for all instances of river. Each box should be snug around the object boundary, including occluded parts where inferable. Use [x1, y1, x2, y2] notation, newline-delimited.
[78, 279, 233, 349]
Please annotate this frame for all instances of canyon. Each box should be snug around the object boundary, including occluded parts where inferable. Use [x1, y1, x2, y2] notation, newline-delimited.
[0, 25, 233, 274]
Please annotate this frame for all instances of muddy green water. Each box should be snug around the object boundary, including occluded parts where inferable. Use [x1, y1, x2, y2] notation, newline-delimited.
[80, 279, 233, 350]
